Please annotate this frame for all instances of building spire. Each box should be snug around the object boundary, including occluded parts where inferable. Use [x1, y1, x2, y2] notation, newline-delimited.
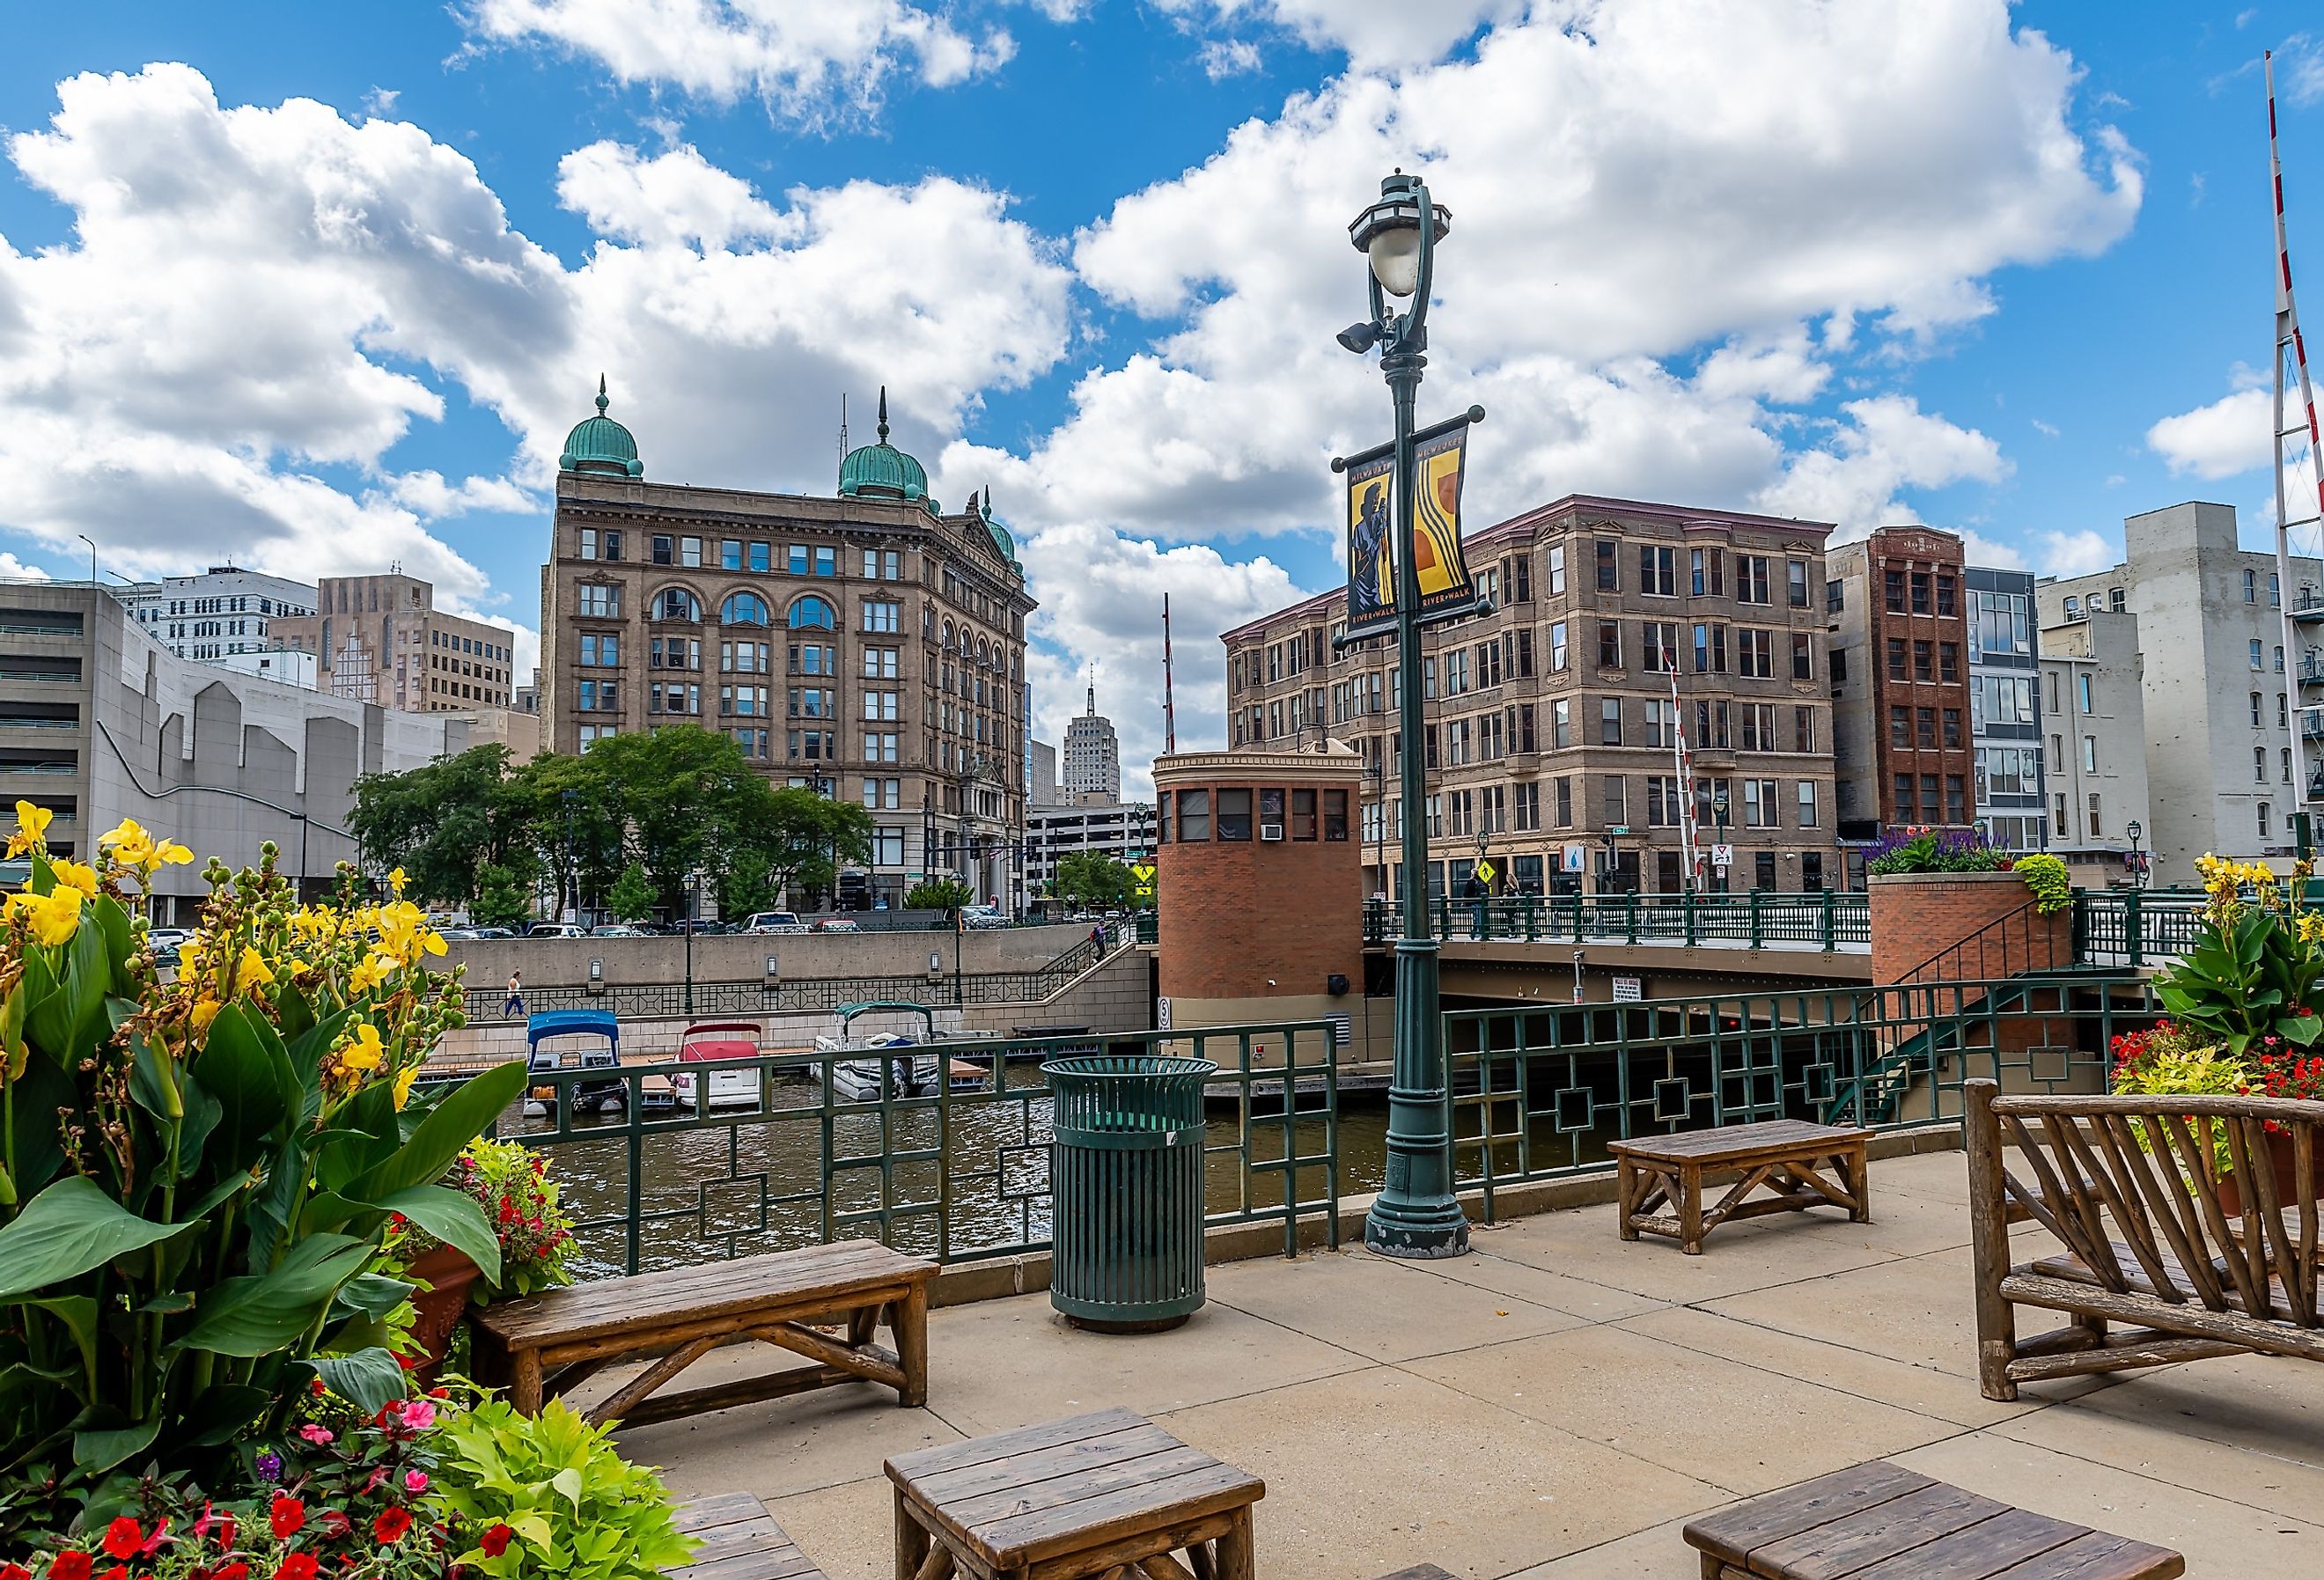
[595, 372, 609, 415]
[1086, 661, 1098, 716]
[876, 385, 890, 445]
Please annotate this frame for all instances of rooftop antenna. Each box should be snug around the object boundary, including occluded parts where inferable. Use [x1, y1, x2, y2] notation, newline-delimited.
[2268, 50, 2324, 826]
[838, 393, 849, 469]
[1086, 660, 1098, 714]
[1162, 594, 1177, 753]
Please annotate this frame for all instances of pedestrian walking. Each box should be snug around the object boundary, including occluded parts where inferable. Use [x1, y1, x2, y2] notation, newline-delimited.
[504, 969, 524, 1018]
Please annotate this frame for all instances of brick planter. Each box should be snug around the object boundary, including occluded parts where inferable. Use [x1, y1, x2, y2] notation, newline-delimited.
[1869, 870, 2065, 985]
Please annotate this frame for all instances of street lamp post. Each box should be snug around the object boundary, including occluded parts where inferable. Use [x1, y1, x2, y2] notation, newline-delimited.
[561, 789, 579, 924]
[683, 874, 697, 1016]
[1341, 171, 1469, 1260]
[2127, 819, 2145, 891]
[1712, 785, 1731, 894]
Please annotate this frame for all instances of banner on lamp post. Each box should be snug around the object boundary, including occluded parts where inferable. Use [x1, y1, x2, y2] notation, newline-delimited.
[1341, 410, 1482, 643]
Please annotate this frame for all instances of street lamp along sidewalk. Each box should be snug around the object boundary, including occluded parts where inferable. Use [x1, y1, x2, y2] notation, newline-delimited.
[1334, 170, 1480, 1260]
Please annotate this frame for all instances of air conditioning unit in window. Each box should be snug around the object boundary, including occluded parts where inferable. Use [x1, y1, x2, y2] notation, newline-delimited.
[1260, 823, 1284, 841]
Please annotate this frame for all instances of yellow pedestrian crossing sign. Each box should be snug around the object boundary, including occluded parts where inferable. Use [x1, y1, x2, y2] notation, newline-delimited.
[1474, 858, 1497, 885]
[1132, 862, 1156, 899]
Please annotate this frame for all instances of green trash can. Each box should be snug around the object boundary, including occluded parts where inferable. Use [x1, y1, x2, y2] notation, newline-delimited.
[1042, 1053, 1217, 1333]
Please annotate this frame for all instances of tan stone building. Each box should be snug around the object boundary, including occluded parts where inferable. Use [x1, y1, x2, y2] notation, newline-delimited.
[538, 385, 1035, 909]
[1220, 495, 1838, 898]
[268, 575, 518, 714]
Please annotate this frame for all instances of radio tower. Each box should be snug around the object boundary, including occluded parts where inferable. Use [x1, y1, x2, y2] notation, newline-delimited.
[2269, 51, 2324, 823]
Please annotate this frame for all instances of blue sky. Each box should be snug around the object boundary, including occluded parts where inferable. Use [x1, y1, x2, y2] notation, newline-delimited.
[0, 1, 2317, 787]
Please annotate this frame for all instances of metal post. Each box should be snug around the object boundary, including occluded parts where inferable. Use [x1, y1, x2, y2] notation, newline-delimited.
[1750, 886, 1765, 949]
[1360, 173, 1467, 1258]
[298, 811, 311, 907]
[2126, 887, 2144, 969]
[1819, 885, 1835, 952]
[683, 882, 695, 1016]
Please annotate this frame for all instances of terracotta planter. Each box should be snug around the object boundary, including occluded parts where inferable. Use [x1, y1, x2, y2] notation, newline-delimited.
[2217, 1130, 2323, 1218]
[405, 1244, 482, 1385]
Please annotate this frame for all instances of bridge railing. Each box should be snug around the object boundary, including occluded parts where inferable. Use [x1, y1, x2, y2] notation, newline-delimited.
[2069, 887, 2207, 966]
[466, 1019, 1340, 1277]
[1363, 892, 1869, 952]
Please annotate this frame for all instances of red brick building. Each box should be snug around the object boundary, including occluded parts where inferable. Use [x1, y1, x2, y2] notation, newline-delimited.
[1827, 528, 1974, 837]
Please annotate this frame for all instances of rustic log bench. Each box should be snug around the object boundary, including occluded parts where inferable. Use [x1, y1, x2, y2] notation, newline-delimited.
[886, 1406, 1262, 1580]
[1966, 1079, 2324, 1401]
[1607, 1118, 1871, 1254]
[1683, 1461, 2183, 1579]
[667, 1493, 828, 1580]
[473, 1240, 936, 1428]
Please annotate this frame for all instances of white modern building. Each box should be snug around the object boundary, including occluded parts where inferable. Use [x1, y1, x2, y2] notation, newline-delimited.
[1026, 799, 1155, 895]
[2038, 501, 2321, 884]
[2037, 607, 2152, 888]
[1029, 739, 1059, 807]
[116, 566, 318, 665]
[1966, 564, 2047, 851]
[1062, 680, 1122, 800]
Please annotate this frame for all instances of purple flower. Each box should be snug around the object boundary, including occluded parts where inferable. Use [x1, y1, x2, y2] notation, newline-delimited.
[255, 1451, 283, 1483]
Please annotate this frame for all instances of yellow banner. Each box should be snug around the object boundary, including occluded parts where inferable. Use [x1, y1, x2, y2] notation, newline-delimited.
[1342, 417, 1476, 641]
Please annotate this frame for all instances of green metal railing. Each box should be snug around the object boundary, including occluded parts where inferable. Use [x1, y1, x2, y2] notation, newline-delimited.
[2070, 889, 2205, 966]
[1441, 974, 2159, 1223]
[1364, 892, 1870, 951]
[475, 1020, 1340, 1275]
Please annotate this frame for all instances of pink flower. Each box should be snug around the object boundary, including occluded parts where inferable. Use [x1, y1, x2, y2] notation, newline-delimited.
[404, 1468, 430, 1495]
[297, 1424, 334, 1445]
[395, 1399, 438, 1432]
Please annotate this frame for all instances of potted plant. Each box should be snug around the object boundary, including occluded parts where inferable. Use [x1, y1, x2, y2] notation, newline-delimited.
[386, 1139, 577, 1378]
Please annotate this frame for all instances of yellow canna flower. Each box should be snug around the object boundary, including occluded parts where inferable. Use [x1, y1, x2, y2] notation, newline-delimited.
[48, 859, 99, 898]
[189, 996, 221, 1032]
[99, 818, 156, 866]
[7, 800, 52, 859]
[393, 1062, 419, 1111]
[153, 836, 192, 868]
[237, 946, 276, 988]
[338, 1022, 386, 1072]
[387, 867, 408, 897]
[4, 886, 83, 947]
[349, 951, 393, 996]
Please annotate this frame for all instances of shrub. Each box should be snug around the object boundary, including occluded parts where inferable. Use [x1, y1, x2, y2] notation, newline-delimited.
[388, 1140, 577, 1301]
[431, 1400, 693, 1580]
[0, 805, 526, 1533]
[2152, 854, 2324, 1058]
[2012, 853, 2071, 915]
[1864, 829, 2011, 876]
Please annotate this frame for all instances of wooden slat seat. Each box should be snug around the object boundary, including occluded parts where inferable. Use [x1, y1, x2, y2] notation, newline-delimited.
[471, 1242, 936, 1429]
[1608, 1120, 1871, 1255]
[668, 1492, 829, 1580]
[886, 1407, 1263, 1580]
[1683, 1461, 2183, 1580]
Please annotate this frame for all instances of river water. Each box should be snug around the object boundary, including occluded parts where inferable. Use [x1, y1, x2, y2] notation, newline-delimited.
[501, 1063, 1397, 1275]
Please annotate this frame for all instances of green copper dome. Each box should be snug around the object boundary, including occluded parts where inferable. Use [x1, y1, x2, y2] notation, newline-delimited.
[978, 488, 1019, 567]
[838, 386, 931, 509]
[560, 376, 644, 477]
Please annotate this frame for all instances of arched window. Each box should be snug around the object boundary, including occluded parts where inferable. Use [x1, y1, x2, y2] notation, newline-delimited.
[721, 592, 770, 627]
[942, 619, 956, 646]
[788, 595, 837, 630]
[652, 588, 701, 622]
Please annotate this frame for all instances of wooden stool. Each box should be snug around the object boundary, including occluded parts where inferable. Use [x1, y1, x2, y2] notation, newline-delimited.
[1609, 1119, 1870, 1255]
[886, 1407, 1263, 1580]
[666, 1492, 828, 1580]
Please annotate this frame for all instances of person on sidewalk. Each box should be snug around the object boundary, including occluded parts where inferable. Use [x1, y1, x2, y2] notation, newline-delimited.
[504, 969, 524, 1018]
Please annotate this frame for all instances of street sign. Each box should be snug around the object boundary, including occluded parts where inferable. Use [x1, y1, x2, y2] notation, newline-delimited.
[1561, 844, 1586, 872]
[1474, 857, 1497, 885]
[1156, 996, 1173, 1031]
[1132, 862, 1157, 900]
[1711, 843, 1734, 868]
[1612, 976, 1643, 1003]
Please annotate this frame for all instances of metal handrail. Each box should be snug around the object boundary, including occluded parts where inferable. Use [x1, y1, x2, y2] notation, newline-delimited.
[1362, 891, 1869, 951]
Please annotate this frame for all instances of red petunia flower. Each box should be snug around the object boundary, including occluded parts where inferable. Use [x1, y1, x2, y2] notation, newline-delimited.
[215, 1565, 248, 1580]
[48, 1554, 91, 1580]
[270, 1496, 305, 1540]
[273, 1555, 317, 1580]
[478, 1525, 513, 1558]
[97, 1567, 127, 1580]
[373, 1510, 413, 1546]
[2, 1562, 31, 1580]
[100, 1521, 141, 1561]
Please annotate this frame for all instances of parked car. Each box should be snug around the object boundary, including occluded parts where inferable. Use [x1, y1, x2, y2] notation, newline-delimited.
[526, 922, 586, 938]
[743, 911, 808, 934]
[145, 927, 192, 954]
[813, 916, 861, 933]
[436, 927, 481, 941]
[469, 926, 517, 939]
[961, 905, 1009, 930]
[589, 924, 651, 937]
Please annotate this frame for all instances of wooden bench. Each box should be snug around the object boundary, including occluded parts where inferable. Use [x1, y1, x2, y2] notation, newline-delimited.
[472, 1240, 936, 1429]
[886, 1407, 1263, 1580]
[1608, 1119, 1871, 1254]
[1966, 1079, 2324, 1401]
[1684, 1461, 2183, 1579]
[668, 1493, 828, 1580]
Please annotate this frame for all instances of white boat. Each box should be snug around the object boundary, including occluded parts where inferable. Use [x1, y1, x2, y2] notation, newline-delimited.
[812, 1002, 970, 1101]
[670, 1020, 766, 1110]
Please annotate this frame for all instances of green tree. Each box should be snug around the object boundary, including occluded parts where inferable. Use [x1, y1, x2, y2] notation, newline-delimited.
[719, 849, 782, 922]
[349, 744, 537, 907]
[1053, 851, 1136, 913]
[905, 877, 974, 914]
[733, 784, 873, 910]
[608, 861, 656, 922]
[472, 862, 533, 929]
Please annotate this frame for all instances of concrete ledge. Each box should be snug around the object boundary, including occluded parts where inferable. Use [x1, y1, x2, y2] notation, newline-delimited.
[922, 1121, 1967, 1310]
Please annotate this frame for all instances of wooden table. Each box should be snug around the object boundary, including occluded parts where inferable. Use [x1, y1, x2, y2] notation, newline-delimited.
[1683, 1462, 2183, 1579]
[885, 1407, 1263, 1580]
[667, 1492, 828, 1580]
[1608, 1119, 1870, 1255]
[472, 1240, 936, 1429]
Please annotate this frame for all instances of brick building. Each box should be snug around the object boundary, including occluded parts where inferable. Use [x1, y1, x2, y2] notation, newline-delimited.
[537, 383, 1035, 909]
[1220, 495, 1839, 899]
[1825, 528, 1975, 841]
[267, 574, 518, 713]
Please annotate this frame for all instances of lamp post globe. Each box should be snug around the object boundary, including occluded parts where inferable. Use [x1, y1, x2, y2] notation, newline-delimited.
[1342, 168, 1469, 1260]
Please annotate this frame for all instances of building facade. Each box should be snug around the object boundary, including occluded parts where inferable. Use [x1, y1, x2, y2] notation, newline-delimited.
[117, 566, 318, 666]
[0, 583, 467, 919]
[2037, 501, 2321, 883]
[1025, 799, 1155, 895]
[1966, 565, 2047, 851]
[1222, 495, 1839, 898]
[2038, 606, 2151, 887]
[539, 385, 1035, 909]
[1825, 529, 1975, 841]
[1061, 680, 1122, 800]
[268, 575, 518, 713]
[1028, 739, 1059, 808]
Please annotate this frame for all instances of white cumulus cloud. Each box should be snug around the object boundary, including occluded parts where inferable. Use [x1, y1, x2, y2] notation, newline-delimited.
[2146, 386, 2273, 478]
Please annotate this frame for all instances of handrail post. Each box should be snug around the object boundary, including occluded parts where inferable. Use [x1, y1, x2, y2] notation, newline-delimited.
[1524, 894, 1539, 942]
[1625, 889, 1639, 946]
[1819, 886, 1835, 952]
[1750, 886, 1764, 949]
[1436, 892, 1450, 942]
[1683, 890, 1698, 946]
[2126, 888, 2144, 969]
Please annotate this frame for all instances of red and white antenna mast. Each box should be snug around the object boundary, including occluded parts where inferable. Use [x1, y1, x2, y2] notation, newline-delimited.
[2269, 51, 2324, 822]
[1161, 593, 1178, 753]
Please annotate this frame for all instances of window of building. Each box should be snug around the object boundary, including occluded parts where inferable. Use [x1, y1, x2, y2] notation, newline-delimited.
[720, 592, 770, 626]
[1547, 544, 1566, 597]
[1938, 643, 1960, 683]
[2271, 571, 2283, 608]
[2276, 644, 2286, 673]
[1639, 545, 1676, 596]
[1691, 548, 1725, 598]
[2083, 736, 2098, 773]
[1830, 647, 1847, 685]
[1894, 773, 1916, 821]
[1177, 789, 1210, 841]
[1786, 559, 1809, 608]
[1797, 781, 1819, 827]
[1886, 638, 1906, 681]
[1943, 707, 1962, 747]
[2261, 802, 2273, 840]
[1602, 775, 1626, 827]
[863, 600, 901, 634]
[1884, 569, 1906, 613]
[1552, 698, 1570, 750]
[1217, 789, 1253, 841]
[651, 588, 700, 622]
[1827, 578, 1844, 614]
[2254, 691, 2266, 726]
[1735, 555, 1771, 605]
[1644, 698, 1675, 748]
[1694, 622, 1726, 674]
[1640, 621, 1676, 671]
[2257, 746, 2269, 783]
[578, 633, 618, 666]
[1916, 707, 1937, 749]
[1909, 570, 1931, 614]
[1913, 640, 1933, 682]
[1741, 778, 1779, 827]
[788, 595, 836, 630]
[577, 584, 621, 618]
[1736, 628, 1773, 678]
[1754, 850, 1778, 892]
[1595, 540, 1619, 591]
[1795, 706, 1817, 753]
[2252, 639, 2265, 670]
[1555, 776, 1573, 827]
[1548, 621, 1569, 672]
[1791, 633, 1813, 680]
[863, 731, 900, 762]
[1599, 698, 1623, 746]
[2245, 568, 2259, 603]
